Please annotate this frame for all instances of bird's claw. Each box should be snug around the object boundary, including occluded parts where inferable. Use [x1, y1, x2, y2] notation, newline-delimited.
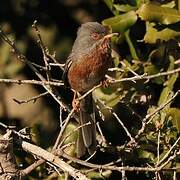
[100, 79, 109, 88]
[72, 98, 80, 111]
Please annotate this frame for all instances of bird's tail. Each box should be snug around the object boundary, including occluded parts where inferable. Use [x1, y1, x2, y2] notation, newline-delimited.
[77, 94, 96, 157]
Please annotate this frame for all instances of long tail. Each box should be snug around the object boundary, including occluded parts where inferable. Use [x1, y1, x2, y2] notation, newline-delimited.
[77, 94, 96, 157]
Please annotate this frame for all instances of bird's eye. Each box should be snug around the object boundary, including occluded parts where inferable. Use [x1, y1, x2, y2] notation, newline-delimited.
[91, 32, 100, 40]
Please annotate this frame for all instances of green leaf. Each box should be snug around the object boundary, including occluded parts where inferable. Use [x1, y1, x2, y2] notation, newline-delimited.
[137, 2, 180, 25]
[144, 65, 164, 84]
[87, 170, 112, 179]
[125, 30, 138, 59]
[167, 56, 175, 71]
[134, 149, 154, 161]
[176, 163, 180, 172]
[158, 73, 178, 106]
[62, 123, 78, 144]
[144, 23, 180, 44]
[157, 58, 178, 106]
[166, 108, 180, 131]
[162, 1, 176, 8]
[113, 4, 137, 12]
[102, 11, 137, 33]
[104, 0, 114, 11]
[93, 87, 125, 107]
[158, 87, 171, 106]
[104, 0, 119, 15]
[166, 73, 178, 89]
[61, 122, 78, 156]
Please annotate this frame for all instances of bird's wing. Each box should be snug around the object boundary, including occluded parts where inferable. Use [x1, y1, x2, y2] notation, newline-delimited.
[62, 56, 72, 87]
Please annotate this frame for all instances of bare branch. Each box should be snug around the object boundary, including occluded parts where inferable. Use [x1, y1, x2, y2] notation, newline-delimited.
[0, 78, 64, 86]
[157, 136, 180, 166]
[108, 68, 180, 83]
[32, 20, 51, 81]
[13, 92, 49, 104]
[59, 150, 180, 172]
[98, 100, 135, 143]
[55, 108, 75, 149]
[18, 139, 88, 180]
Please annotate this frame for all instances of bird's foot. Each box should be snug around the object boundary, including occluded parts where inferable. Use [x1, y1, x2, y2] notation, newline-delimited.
[72, 98, 80, 111]
[100, 78, 109, 88]
[72, 91, 80, 111]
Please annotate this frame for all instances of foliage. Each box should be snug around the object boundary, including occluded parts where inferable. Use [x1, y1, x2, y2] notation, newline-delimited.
[95, 0, 180, 179]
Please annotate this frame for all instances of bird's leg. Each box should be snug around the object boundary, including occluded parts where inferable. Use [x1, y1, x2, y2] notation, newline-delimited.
[72, 91, 80, 111]
[100, 78, 109, 88]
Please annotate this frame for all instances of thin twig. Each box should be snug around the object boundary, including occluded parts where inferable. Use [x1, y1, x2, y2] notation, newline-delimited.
[120, 61, 141, 78]
[96, 122, 107, 147]
[111, 108, 135, 142]
[59, 106, 63, 128]
[99, 101, 135, 143]
[53, 108, 75, 150]
[159, 150, 180, 170]
[156, 130, 161, 166]
[108, 67, 124, 72]
[134, 90, 180, 140]
[157, 137, 180, 166]
[22, 159, 44, 175]
[108, 68, 180, 83]
[32, 20, 51, 81]
[49, 63, 65, 67]
[59, 150, 180, 172]
[77, 83, 101, 101]
[0, 122, 15, 129]
[0, 78, 64, 86]
[60, 122, 91, 146]
[13, 92, 49, 104]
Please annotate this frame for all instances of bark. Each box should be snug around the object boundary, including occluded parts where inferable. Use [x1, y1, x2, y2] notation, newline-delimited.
[0, 131, 20, 180]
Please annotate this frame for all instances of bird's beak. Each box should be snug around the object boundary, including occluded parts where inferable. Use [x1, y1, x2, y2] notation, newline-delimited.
[103, 32, 119, 39]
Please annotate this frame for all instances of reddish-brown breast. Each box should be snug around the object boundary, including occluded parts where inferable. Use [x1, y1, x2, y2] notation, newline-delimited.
[68, 40, 111, 93]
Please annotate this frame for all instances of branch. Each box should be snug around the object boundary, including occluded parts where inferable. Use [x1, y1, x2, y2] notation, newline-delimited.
[157, 136, 180, 166]
[97, 99, 135, 143]
[17, 108, 76, 176]
[18, 139, 88, 179]
[13, 92, 49, 104]
[0, 78, 64, 86]
[134, 90, 180, 140]
[32, 20, 51, 81]
[59, 150, 180, 172]
[108, 68, 180, 83]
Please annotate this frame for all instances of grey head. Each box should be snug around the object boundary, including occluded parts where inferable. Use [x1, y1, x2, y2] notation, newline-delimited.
[71, 22, 108, 54]
[62, 22, 109, 87]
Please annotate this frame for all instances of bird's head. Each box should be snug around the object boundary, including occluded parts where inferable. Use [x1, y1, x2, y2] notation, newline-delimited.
[72, 22, 117, 53]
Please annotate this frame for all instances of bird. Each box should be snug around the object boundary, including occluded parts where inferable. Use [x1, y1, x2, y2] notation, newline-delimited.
[63, 22, 116, 157]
